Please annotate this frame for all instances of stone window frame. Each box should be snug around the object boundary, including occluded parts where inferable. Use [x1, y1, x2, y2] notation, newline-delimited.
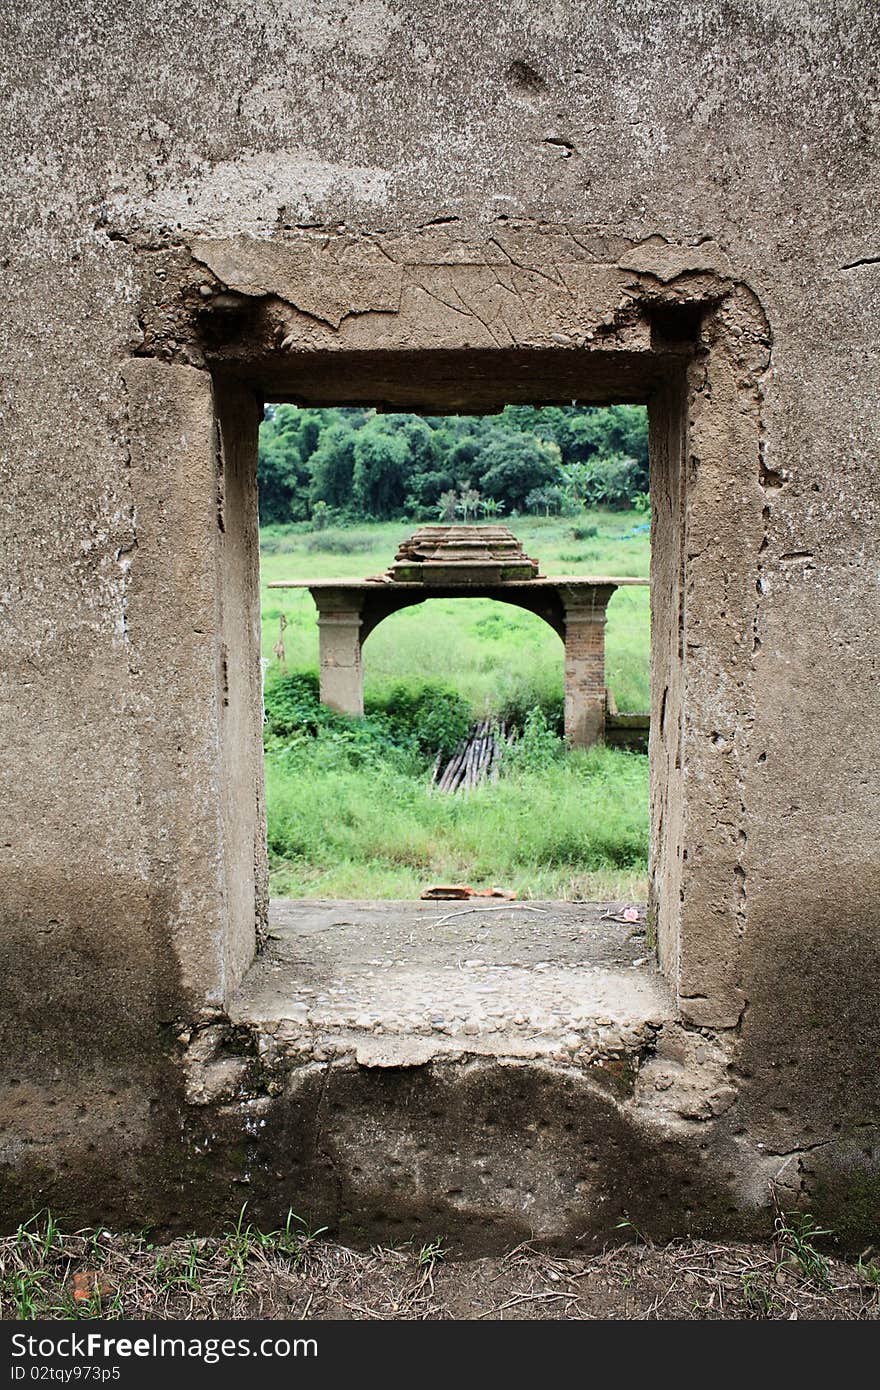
[131, 225, 770, 1030]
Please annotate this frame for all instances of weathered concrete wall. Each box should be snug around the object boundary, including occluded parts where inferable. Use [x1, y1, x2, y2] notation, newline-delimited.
[215, 381, 270, 971]
[648, 373, 687, 987]
[1, 1, 878, 1242]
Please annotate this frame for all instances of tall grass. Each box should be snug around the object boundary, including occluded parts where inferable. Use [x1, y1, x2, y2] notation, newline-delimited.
[266, 744, 648, 900]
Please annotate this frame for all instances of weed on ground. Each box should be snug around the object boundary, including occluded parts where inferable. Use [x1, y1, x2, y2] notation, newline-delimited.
[1, 1215, 877, 1321]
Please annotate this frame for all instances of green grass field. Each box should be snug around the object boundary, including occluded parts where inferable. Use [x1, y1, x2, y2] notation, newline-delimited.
[261, 513, 651, 900]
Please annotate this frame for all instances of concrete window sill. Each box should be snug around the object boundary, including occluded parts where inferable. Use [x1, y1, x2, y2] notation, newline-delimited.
[231, 900, 673, 1070]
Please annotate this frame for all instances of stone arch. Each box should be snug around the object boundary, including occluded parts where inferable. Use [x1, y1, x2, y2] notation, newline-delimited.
[358, 586, 566, 644]
[275, 575, 638, 750]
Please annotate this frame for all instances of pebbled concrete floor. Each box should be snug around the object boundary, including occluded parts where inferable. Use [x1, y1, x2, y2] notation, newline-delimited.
[232, 900, 672, 1067]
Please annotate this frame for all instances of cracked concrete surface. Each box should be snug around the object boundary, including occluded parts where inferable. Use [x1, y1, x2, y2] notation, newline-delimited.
[182, 901, 768, 1249]
[233, 900, 672, 1066]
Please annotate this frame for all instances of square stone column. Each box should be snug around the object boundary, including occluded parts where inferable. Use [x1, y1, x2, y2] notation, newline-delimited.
[561, 585, 616, 748]
[313, 588, 365, 716]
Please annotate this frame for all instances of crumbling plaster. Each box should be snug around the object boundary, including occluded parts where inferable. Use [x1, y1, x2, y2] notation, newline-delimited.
[1, 1, 878, 1242]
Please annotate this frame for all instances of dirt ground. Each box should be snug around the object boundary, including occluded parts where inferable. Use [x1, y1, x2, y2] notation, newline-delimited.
[1, 1219, 878, 1320]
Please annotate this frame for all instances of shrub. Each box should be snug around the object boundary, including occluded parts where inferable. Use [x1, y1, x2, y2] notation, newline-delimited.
[262, 672, 407, 769]
[304, 530, 373, 554]
[561, 455, 648, 509]
[263, 670, 322, 737]
[264, 672, 471, 766]
[365, 679, 471, 758]
[495, 673, 564, 736]
[504, 706, 565, 772]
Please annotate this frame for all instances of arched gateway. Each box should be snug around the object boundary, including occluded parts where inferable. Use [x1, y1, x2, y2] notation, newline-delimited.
[270, 525, 648, 747]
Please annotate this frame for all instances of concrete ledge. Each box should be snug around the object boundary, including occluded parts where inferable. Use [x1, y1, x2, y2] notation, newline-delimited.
[177, 901, 777, 1250]
[232, 900, 673, 1067]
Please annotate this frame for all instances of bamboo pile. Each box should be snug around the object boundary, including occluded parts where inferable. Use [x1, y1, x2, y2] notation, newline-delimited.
[433, 720, 511, 793]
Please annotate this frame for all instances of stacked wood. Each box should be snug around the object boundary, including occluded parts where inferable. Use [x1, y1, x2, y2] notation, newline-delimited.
[433, 719, 511, 793]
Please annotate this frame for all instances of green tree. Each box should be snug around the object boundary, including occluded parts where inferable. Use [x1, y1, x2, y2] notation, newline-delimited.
[308, 421, 359, 512]
[407, 469, 457, 511]
[552, 405, 648, 478]
[437, 488, 458, 521]
[525, 484, 568, 516]
[388, 413, 439, 475]
[561, 454, 645, 508]
[352, 416, 412, 517]
[457, 484, 482, 521]
[259, 401, 650, 523]
[476, 431, 561, 512]
[257, 404, 315, 522]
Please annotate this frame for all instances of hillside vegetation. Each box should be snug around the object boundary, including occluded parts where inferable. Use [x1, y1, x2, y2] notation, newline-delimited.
[258, 403, 649, 524]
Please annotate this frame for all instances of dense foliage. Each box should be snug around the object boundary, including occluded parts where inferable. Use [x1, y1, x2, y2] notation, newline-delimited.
[257, 404, 648, 524]
[264, 670, 472, 764]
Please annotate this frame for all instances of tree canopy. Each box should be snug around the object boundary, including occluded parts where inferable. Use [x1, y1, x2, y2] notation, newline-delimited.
[257, 403, 648, 524]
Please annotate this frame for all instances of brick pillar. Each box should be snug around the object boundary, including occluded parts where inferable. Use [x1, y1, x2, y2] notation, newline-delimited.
[561, 585, 616, 748]
[313, 589, 364, 717]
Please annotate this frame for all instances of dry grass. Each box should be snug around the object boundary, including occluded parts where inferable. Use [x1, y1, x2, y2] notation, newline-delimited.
[1, 1214, 878, 1321]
